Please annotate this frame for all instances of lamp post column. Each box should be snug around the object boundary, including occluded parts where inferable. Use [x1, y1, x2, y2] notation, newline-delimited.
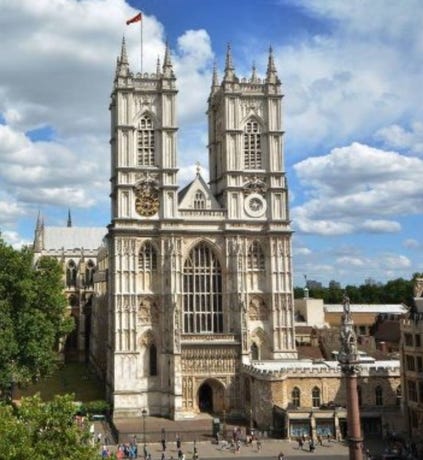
[338, 295, 363, 460]
[142, 409, 147, 452]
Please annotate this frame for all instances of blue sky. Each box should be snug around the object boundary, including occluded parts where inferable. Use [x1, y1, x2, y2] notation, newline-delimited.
[0, 0, 422, 287]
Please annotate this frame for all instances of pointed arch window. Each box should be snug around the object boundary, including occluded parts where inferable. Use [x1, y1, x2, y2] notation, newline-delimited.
[243, 119, 262, 169]
[251, 342, 259, 361]
[247, 241, 265, 271]
[149, 343, 158, 376]
[292, 387, 301, 408]
[137, 115, 155, 166]
[139, 242, 157, 271]
[182, 242, 222, 333]
[85, 259, 95, 288]
[312, 387, 321, 408]
[194, 190, 206, 210]
[66, 260, 77, 288]
[375, 385, 383, 406]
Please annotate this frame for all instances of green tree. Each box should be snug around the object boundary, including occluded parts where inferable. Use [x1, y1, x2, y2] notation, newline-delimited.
[0, 394, 97, 460]
[0, 237, 73, 396]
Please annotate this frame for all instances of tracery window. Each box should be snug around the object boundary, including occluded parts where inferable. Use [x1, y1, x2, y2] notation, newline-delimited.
[66, 260, 77, 288]
[243, 119, 262, 169]
[292, 387, 300, 408]
[182, 242, 222, 333]
[149, 343, 157, 376]
[312, 387, 321, 408]
[375, 385, 383, 406]
[139, 242, 157, 271]
[85, 259, 95, 288]
[193, 190, 206, 209]
[137, 115, 155, 166]
[247, 241, 265, 271]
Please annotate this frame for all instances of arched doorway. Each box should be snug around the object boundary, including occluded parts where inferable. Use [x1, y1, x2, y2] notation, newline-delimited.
[198, 383, 213, 412]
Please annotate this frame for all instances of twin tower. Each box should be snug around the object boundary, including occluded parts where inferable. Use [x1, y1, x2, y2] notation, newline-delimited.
[90, 38, 297, 420]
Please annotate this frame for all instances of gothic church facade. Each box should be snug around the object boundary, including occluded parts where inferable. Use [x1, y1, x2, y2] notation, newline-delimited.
[89, 39, 297, 420]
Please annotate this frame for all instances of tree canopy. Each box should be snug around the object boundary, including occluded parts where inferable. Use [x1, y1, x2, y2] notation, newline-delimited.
[0, 236, 73, 397]
[294, 272, 423, 305]
[0, 394, 97, 460]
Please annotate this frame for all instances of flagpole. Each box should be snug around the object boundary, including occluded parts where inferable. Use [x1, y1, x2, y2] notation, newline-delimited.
[140, 10, 143, 75]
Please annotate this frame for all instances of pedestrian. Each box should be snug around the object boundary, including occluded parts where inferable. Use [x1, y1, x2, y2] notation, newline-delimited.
[278, 452, 285, 460]
[161, 453, 166, 460]
[176, 434, 181, 449]
[257, 439, 262, 451]
[161, 438, 167, 451]
[298, 437, 303, 450]
[309, 439, 315, 453]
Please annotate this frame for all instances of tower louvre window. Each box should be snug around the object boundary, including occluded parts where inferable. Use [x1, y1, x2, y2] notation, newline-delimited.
[139, 242, 157, 271]
[247, 241, 265, 271]
[137, 115, 155, 166]
[182, 242, 223, 333]
[243, 120, 262, 169]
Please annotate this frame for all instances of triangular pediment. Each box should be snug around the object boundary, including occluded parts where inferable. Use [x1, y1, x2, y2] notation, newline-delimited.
[178, 174, 221, 210]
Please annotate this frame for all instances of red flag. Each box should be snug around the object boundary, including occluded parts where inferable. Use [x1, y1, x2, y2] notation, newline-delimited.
[126, 12, 142, 25]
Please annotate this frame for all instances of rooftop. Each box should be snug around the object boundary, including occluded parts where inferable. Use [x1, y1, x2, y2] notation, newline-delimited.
[43, 227, 106, 251]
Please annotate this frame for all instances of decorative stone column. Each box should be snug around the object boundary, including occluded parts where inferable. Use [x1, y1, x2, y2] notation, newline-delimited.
[338, 295, 363, 460]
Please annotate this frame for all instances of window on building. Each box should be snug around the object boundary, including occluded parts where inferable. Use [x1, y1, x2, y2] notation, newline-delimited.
[417, 356, 423, 372]
[375, 386, 383, 406]
[243, 120, 262, 169]
[312, 387, 321, 408]
[193, 190, 206, 209]
[408, 380, 417, 402]
[404, 333, 413, 347]
[247, 241, 265, 271]
[149, 343, 157, 376]
[137, 115, 155, 166]
[139, 242, 157, 271]
[251, 342, 259, 360]
[359, 325, 367, 335]
[291, 387, 300, 408]
[396, 385, 402, 406]
[415, 334, 421, 348]
[419, 382, 423, 403]
[85, 259, 95, 288]
[66, 260, 77, 288]
[182, 242, 223, 333]
[406, 355, 416, 371]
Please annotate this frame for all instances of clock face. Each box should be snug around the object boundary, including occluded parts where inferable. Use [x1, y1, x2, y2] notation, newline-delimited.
[135, 194, 159, 216]
[245, 193, 266, 217]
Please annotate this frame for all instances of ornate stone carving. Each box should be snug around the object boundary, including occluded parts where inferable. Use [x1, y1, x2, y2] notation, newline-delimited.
[138, 298, 159, 324]
[248, 297, 268, 321]
[240, 98, 264, 119]
[181, 347, 238, 373]
[243, 176, 267, 197]
[134, 176, 160, 217]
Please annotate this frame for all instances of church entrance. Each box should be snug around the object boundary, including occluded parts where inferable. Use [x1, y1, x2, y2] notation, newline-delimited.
[197, 379, 225, 413]
[198, 383, 213, 412]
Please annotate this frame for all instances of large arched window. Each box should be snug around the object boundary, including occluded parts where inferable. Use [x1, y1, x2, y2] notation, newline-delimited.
[66, 260, 77, 288]
[183, 242, 222, 333]
[149, 343, 157, 376]
[312, 387, 321, 408]
[139, 242, 157, 271]
[137, 115, 155, 166]
[375, 385, 383, 406]
[243, 119, 262, 169]
[247, 241, 265, 271]
[292, 387, 300, 408]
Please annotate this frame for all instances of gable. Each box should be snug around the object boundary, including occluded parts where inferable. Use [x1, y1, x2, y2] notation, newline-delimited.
[178, 174, 221, 210]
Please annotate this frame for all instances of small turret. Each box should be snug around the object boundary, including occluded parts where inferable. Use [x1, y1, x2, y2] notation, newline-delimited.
[156, 56, 161, 77]
[67, 209, 72, 228]
[211, 61, 220, 94]
[223, 43, 237, 82]
[116, 36, 130, 78]
[250, 62, 258, 83]
[266, 45, 279, 84]
[162, 41, 174, 78]
[33, 211, 44, 252]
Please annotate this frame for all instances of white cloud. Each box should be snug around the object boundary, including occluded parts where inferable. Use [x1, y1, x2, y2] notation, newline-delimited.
[336, 256, 365, 267]
[0, 230, 32, 249]
[292, 143, 423, 235]
[374, 122, 423, 155]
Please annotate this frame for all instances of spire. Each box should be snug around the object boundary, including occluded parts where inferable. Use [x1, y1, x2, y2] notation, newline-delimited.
[211, 61, 219, 93]
[33, 211, 44, 252]
[162, 41, 174, 78]
[36, 210, 42, 232]
[251, 62, 258, 83]
[120, 35, 128, 65]
[156, 56, 161, 76]
[67, 209, 72, 228]
[266, 45, 278, 84]
[223, 43, 236, 82]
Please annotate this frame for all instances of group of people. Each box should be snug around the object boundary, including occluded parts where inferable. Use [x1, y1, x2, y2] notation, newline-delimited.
[296, 435, 316, 453]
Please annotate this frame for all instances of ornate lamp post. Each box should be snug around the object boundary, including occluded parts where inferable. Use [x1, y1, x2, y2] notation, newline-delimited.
[338, 295, 363, 460]
[141, 409, 147, 451]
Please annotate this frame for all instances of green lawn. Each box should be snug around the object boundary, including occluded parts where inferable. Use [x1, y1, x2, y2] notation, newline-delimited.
[16, 362, 105, 402]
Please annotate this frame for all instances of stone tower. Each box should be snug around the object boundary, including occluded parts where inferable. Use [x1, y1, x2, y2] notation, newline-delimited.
[94, 40, 297, 421]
